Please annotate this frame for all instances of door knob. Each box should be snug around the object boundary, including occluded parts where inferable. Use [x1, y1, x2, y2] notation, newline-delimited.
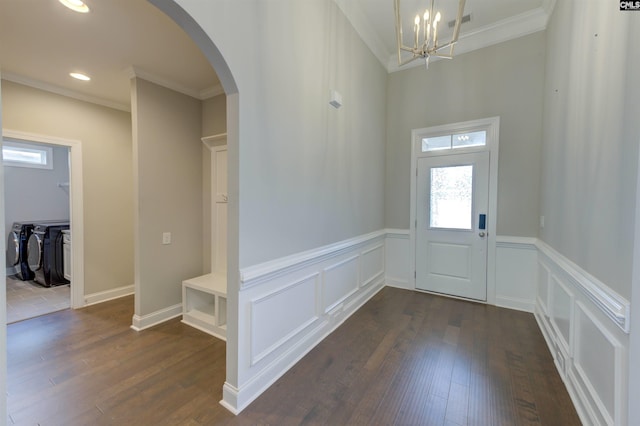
[479, 232, 486, 237]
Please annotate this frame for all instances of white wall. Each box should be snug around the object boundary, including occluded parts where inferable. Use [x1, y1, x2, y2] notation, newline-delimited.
[540, 0, 639, 300]
[386, 32, 546, 237]
[3, 144, 70, 243]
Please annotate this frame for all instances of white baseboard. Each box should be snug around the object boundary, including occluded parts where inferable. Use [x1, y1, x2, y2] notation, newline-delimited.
[385, 277, 411, 290]
[130, 303, 182, 331]
[495, 295, 535, 312]
[84, 284, 134, 306]
[220, 383, 240, 415]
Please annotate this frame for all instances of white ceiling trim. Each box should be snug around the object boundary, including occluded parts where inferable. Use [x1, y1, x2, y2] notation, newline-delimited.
[387, 5, 551, 73]
[200, 84, 225, 100]
[126, 66, 223, 101]
[336, 0, 554, 74]
[1, 71, 130, 112]
[333, 0, 391, 68]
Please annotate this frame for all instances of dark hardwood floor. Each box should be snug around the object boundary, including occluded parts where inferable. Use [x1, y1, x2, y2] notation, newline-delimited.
[7, 287, 581, 425]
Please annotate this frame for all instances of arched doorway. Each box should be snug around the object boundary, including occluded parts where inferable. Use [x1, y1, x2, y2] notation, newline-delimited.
[144, 0, 240, 413]
[0, 0, 241, 419]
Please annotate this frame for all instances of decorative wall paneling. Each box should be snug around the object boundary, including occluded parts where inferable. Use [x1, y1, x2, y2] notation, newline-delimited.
[225, 230, 386, 412]
[535, 241, 629, 426]
[384, 229, 410, 290]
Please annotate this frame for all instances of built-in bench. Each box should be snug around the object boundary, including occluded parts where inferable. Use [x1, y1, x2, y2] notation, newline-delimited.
[181, 272, 227, 341]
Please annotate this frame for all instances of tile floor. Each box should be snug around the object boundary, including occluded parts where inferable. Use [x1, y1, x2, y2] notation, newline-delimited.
[6, 275, 70, 324]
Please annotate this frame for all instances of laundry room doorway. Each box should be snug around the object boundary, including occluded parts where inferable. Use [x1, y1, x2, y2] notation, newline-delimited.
[2, 129, 85, 323]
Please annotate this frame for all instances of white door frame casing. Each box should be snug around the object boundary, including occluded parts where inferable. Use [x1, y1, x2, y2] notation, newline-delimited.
[2, 129, 85, 309]
[202, 133, 228, 273]
[409, 116, 500, 304]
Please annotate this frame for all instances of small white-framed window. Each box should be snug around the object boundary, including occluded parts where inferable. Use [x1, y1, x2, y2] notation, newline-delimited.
[421, 130, 487, 153]
[2, 139, 54, 169]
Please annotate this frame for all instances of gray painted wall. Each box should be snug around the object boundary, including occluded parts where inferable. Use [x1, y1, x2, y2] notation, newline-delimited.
[540, 1, 640, 299]
[132, 77, 203, 316]
[1, 80, 134, 295]
[175, 0, 387, 268]
[202, 94, 226, 137]
[3, 143, 70, 241]
[385, 32, 546, 237]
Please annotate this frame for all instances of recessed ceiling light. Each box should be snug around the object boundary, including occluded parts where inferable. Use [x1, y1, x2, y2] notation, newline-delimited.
[59, 0, 90, 13]
[70, 72, 91, 81]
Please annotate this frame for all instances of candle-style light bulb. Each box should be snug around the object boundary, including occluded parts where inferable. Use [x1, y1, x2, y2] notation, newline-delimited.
[433, 11, 441, 47]
[414, 14, 420, 48]
[423, 10, 429, 48]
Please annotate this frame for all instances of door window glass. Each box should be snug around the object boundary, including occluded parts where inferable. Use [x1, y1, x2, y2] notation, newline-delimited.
[429, 165, 473, 229]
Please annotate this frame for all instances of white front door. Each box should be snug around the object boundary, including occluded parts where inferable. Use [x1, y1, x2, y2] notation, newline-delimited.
[416, 151, 489, 301]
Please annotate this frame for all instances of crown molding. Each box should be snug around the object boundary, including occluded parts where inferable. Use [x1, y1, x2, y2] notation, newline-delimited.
[386, 5, 551, 73]
[0, 72, 130, 112]
[334, 0, 553, 74]
[200, 84, 225, 99]
[125, 66, 223, 100]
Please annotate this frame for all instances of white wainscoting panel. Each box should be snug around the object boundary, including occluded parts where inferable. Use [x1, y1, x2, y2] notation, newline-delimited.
[323, 255, 359, 313]
[535, 240, 630, 426]
[360, 243, 384, 288]
[537, 262, 550, 315]
[250, 273, 319, 365]
[495, 236, 537, 312]
[384, 229, 411, 290]
[229, 230, 386, 413]
[550, 276, 573, 354]
[572, 302, 623, 426]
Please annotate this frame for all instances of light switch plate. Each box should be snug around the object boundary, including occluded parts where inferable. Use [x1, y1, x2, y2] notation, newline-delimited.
[162, 232, 171, 245]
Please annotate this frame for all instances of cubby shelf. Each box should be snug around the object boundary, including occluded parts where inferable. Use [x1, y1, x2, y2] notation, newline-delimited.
[181, 272, 227, 341]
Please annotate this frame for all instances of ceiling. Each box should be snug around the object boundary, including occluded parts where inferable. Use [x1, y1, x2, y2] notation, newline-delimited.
[0, 0, 221, 111]
[0, 0, 554, 112]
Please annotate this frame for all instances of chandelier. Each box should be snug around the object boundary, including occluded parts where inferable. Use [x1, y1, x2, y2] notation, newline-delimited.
[394, 0, 466, 68]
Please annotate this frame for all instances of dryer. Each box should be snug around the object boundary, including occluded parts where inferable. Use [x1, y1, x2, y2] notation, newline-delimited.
[6, 221, 35, 280]
[27, 222, 70, 287]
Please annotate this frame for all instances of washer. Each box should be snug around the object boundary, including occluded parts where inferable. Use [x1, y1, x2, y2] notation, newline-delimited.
[6, 221, 35, 280]
[27, 222, 70, 287]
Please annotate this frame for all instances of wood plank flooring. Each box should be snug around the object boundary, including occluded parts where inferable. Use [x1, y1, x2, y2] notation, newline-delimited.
[7, 287, 581, 425]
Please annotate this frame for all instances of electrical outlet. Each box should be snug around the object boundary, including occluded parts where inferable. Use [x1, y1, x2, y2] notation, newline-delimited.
[540, 215, 545, 228]
[162, 232, 171, 245]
